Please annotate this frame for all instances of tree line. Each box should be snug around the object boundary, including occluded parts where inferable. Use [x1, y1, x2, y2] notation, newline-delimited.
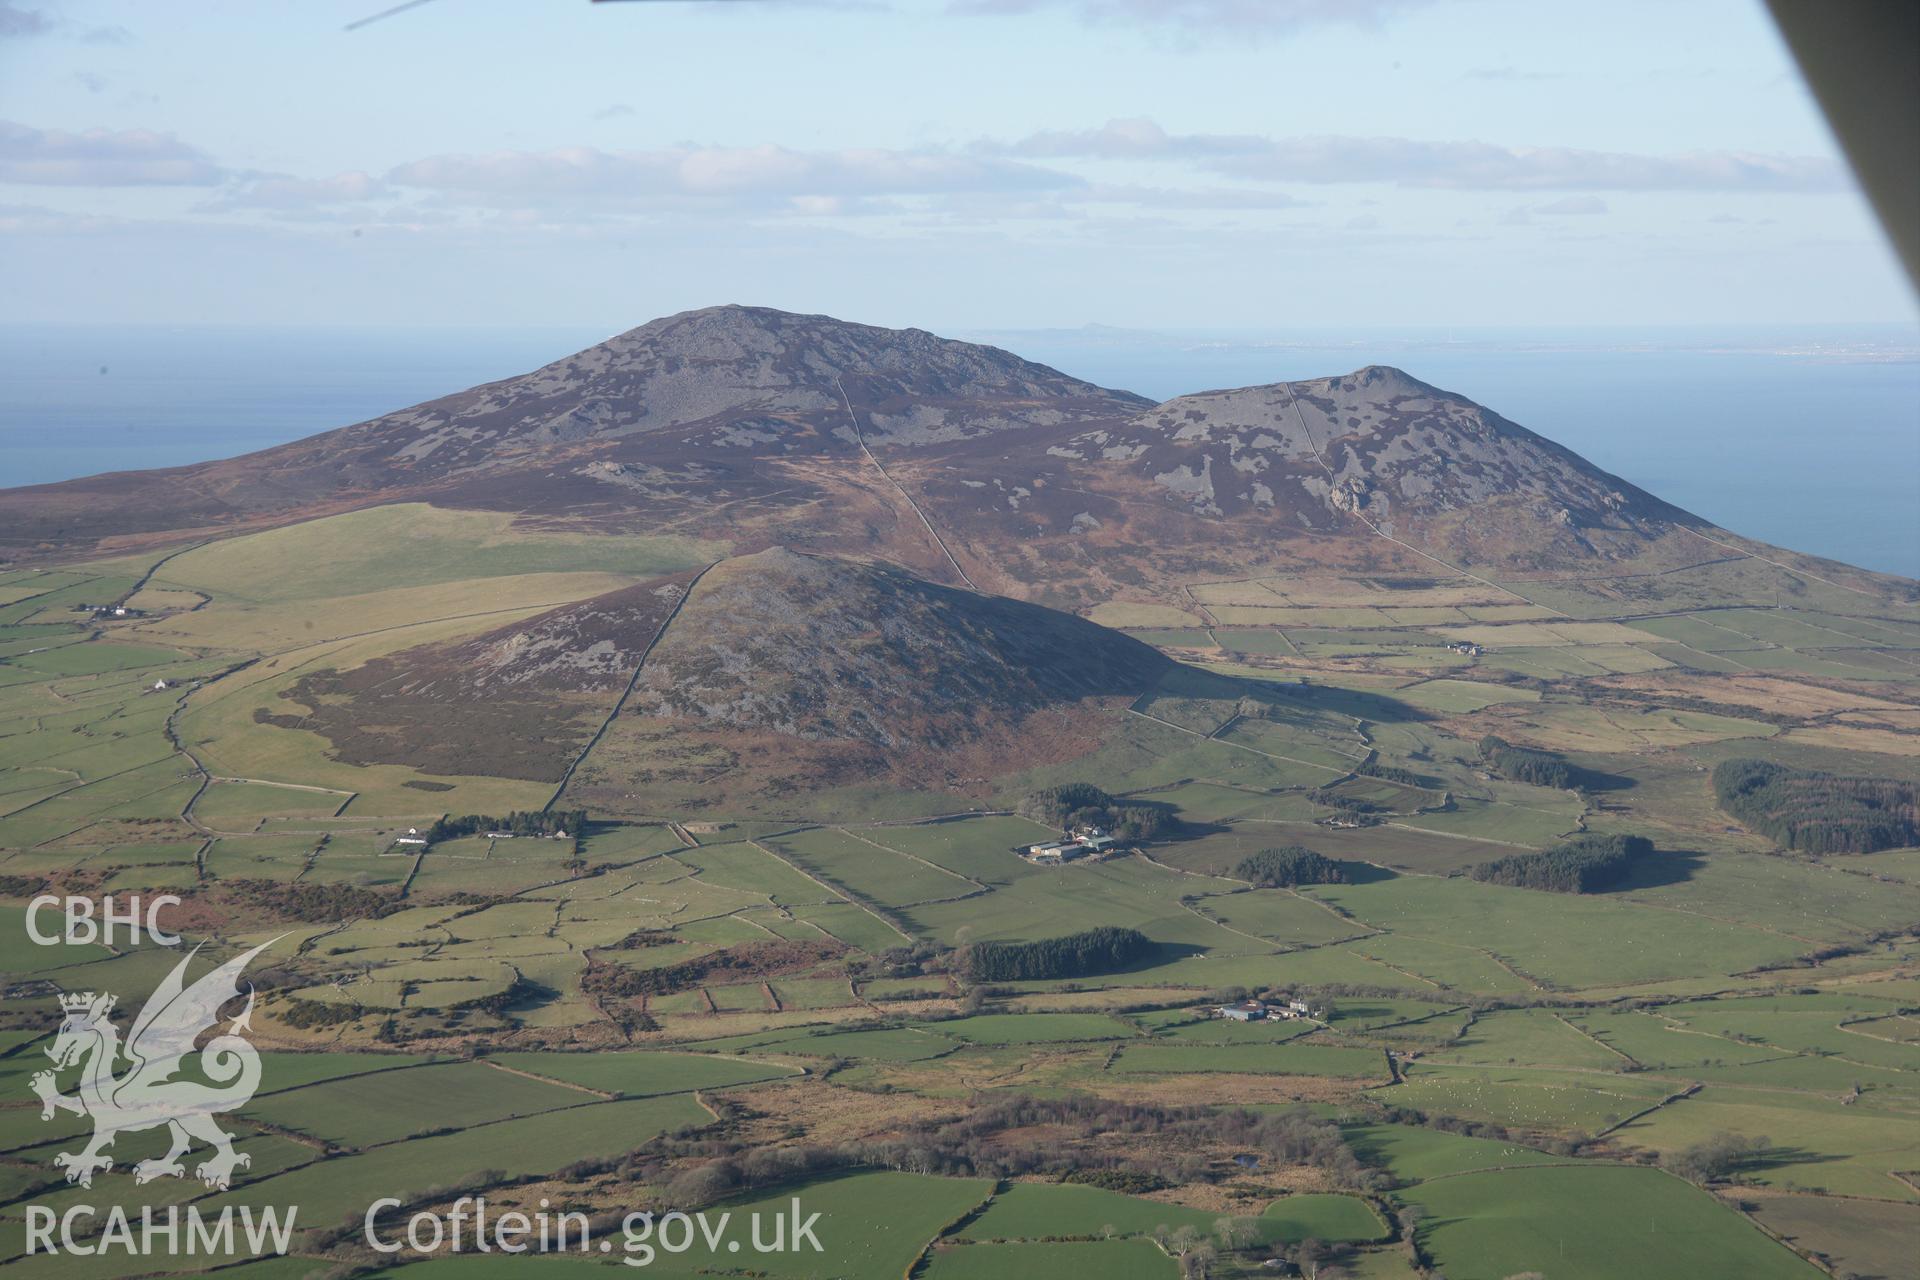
[1713, 758, 1916, 854]
[1018, 783, 1173, 841]
[427, 808, 586, 844]
[962, 925, 1152, 981]
[1233, 845, 1348, 887]
[1356, 757, 1424, 787]
[1478, 734, 1576, 789]
[1662, 1131, 1771, 1184]
[1310, 787, 1383, 818]
[582, 938, 844, 998]
[1469, 833, 1653, 893]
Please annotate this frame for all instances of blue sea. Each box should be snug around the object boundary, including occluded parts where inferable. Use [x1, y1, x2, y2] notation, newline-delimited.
[1, 323, 1915, 578]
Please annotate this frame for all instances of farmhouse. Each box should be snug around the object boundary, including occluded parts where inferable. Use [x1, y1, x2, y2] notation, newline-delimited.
[1021, 825, 1124, 866]
[1215, 999, 1271, 1021]
[1271, 997, 1326, 1021]
[1024, 841, 1075, 865]
[393, 836, 426, 847]
[1214, 994, 1325, 1023]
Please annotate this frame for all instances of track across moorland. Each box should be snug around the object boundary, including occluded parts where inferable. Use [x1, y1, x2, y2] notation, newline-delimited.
[543, 562, 716, 811]
[834, 376, 978, 590]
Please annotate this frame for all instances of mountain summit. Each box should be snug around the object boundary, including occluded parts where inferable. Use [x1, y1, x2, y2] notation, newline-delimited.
[1056, 362, 1677, 539]
[1, 305, 1891, 601]
[0, 305, 1143, 550]
[345, 304, 1149, 468]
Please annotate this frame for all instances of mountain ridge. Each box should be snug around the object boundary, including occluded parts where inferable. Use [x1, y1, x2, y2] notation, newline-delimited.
[1, 305, 1906, 607]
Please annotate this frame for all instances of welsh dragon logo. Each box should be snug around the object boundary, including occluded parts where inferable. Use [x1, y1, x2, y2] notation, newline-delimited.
[31, 938, 279, 1190]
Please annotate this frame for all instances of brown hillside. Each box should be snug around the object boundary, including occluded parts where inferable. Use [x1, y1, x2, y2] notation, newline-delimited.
[262, 570, 699, 783]
[0, 305, 1142, 553]
[626, 547, 1170, 749]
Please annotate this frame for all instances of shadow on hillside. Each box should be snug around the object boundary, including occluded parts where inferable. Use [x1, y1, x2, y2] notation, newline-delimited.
[1116, 940, 1208, 973]
[1165, 663, 1433, 726]
[1572, 764, 1637, 793]
[1156, 816, 1232, 845]
[1607, 849, 1706, 891]
[500, 977, 564, 1017]
[1275, 683, 1433, 725]
[1746, 1144, 1845, 1174]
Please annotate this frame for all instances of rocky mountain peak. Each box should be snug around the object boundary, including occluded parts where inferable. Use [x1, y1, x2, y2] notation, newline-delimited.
[1328, 364, 1438, 396]
[549, 304, 1137, 407]
[1054, 363, 1671, 542]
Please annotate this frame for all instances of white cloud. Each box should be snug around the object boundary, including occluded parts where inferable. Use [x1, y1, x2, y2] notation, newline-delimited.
[993, 117, 1257, 160]
[992, 118, 1848, 193]
[1217, 137, 1844, 192]
[0, 3, 49, 37]
[1534, 194, 1607, 215]
[0, 3, 126, 42]
[0, 120, 221, 186]
[0, 200, 121, 232]
[202, 171, 390, 211]
[386, 143, 1079, 205]
[950, 0, 1431, 36]
[1078, 182, 1311, 210]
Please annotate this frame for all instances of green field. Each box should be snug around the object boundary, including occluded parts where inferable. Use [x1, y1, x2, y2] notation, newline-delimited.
[922, 1239, 1176, 1278]
[244, 1060, 585, 1147]
[1386, 1063, 1674, 1133]
[1112, 1041, 1386, 1079]
[1405, 1165, 1821, 1280]
[1749, 1193, 1920, 1280]
[485, 1050, 801, 1095]
[1261, 1193, 1390, 1243]
[639, 1172, 993, 1279]
[1343, 1122, 1563, 1183]
[765, 826, 978, 907]
[1303, 875, 1803, 990]
[956, 1180, 1270, 1242]
[5, 492, 1920, 1278]
[1612, 1086, 1920, 1200]
[215, 1095, 712, 1223]
[161, 505, 720, 605]
[919, 1013, 1138, 1045]
[1428, 1009, 1629, 1070]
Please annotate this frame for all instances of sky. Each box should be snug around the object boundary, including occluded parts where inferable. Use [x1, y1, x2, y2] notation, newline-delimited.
[2, 0, 1916, 332]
